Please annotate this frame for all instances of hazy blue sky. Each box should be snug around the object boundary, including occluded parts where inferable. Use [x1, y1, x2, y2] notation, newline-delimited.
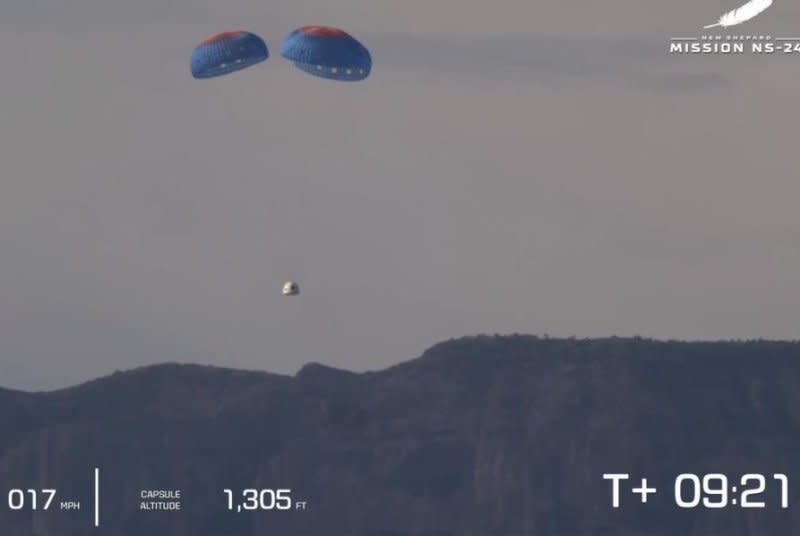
[2, 0, 799, 390]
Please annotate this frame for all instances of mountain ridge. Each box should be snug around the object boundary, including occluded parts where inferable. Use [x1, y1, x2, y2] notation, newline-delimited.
[6, 334, 800, 396]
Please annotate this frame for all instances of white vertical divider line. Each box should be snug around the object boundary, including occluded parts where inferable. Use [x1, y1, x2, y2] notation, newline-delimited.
[94, 467, 100, 527]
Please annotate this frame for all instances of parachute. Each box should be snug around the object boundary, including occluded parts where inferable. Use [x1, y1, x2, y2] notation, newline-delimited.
[190, 31, 268, 79]
[280, 26, 371, 81]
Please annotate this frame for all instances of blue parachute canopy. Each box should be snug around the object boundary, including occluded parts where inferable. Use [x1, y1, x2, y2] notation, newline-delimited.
[190, 31, 268, 79]
[281, 26, 371, 81]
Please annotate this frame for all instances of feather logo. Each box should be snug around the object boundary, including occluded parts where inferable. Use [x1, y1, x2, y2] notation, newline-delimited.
[704, 0, 773, 29]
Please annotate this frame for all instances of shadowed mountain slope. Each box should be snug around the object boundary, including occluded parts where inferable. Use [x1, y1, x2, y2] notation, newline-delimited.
[2, 335, 800, 535]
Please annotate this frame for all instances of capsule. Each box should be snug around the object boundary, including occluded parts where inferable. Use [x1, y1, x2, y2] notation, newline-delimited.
[282, 281, 300, 296]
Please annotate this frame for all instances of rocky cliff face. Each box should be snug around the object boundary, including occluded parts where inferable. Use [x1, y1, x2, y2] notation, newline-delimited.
[2, 335, 800, 535]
